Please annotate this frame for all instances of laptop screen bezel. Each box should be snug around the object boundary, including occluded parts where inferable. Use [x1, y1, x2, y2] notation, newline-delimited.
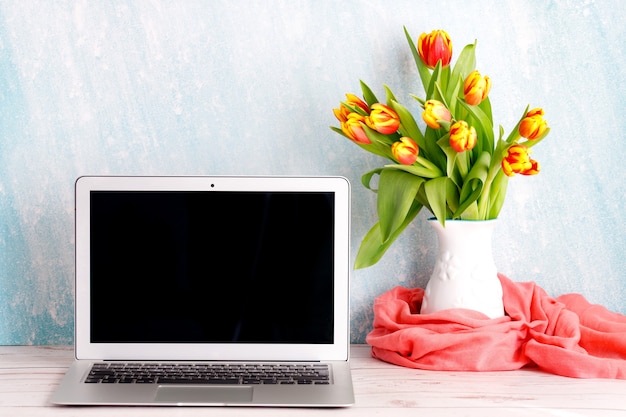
[74, 175, 351, 362]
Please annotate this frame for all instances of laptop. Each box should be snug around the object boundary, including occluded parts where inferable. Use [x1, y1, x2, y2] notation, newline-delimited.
[51, 175, 354, 407]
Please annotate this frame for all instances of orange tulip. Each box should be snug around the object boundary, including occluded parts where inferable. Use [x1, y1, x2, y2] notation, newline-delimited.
[501, 144, 540, 176]
[366, 103, 400, 135]
[463, 70, 491, 106]
[391, 137, 419, 165]
[341, 113, 371, 144]
[422, 99, 451, 129]
[518, 108, 548, 140]
[449, 121, 477, 152]
[417, 29, 453, 69]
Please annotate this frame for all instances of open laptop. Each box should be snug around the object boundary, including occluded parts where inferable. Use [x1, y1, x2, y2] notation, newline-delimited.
[51, 175, 354, 407]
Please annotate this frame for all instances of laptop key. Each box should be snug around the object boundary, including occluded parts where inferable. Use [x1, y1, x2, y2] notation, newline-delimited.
[242, 377, 264, 384]
[101, 379, 118, 384]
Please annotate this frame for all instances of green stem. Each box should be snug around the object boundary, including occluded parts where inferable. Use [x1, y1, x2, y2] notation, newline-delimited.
[416, 156, 444, 177]
[477, 183, 491, 219]
[477, 163, 502, 219]
[455, 150, 470, 181]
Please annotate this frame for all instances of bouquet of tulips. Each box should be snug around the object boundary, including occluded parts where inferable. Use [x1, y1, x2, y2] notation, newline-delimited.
[332, 28, 550, 269]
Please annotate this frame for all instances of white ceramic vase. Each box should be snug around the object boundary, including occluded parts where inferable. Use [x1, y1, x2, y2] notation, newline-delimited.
[420, 219, 505, 318]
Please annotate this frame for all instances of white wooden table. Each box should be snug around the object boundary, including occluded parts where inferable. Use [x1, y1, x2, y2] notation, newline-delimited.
[1, 345, 625, 416]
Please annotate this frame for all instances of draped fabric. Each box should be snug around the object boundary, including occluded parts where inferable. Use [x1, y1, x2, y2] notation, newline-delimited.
[367, 274, 626, 379]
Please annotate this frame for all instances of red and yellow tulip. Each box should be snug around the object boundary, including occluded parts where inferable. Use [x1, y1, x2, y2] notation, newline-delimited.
[422, 99, 452, 129]
[333, 94, 370, 123]
[391, 137, 419, 165]
[449, 121, 477, 152]
[417, 29, 453, 69]
[463, 70, 491, 106]
[502, 144, 540, 176]
[366, 103, 400, 135]
[341, 113, 371, 144]
[519, 108, 548, 140]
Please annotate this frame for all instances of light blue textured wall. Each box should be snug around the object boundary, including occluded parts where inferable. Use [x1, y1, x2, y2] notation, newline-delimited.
[0, 1, 624, 345]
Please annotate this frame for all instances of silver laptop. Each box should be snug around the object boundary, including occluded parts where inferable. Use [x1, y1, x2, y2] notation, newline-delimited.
[51, 175, 354, 407]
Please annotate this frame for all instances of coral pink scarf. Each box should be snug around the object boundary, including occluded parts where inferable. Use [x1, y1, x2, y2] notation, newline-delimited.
[366, 274, 626, 379]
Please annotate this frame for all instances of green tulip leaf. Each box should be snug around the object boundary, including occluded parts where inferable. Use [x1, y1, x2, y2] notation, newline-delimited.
[377, 168, 424, 241]
[478, 96, 493, 122]
[446, 178, 460, 214]
[420, 124, 448, 171]
[424, 176, 449, 225]
[360, 80, 380, 106]
[450, 42, 476, 88]
[487, 169, 509, 218]
[460, 151, 490, 200]
[453, 151, 490, 218]
[384, 163, 441, 179]
[404, 26, 431, 92]
[458, 100, 494, 154]
[361, 167, 384, 192]
[388, 100, 425, 146]
[330, 126, 348, 138]
[354, 198, 423, 269]
[436, 134, 462, 185]
[362, 124, 398, 148]
[384, 85, 399, 104]
[427, 65, 451, 101]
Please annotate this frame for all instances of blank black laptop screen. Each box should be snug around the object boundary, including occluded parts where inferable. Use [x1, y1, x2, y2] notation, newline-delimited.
[89, 191, 335, 344]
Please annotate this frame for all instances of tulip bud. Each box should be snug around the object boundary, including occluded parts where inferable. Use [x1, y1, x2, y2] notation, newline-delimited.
[391, 137, 419, 165]
[341, 113, 371, 144]
[518, 108, 548, 140]
[449, 121, 477, 152]
[422, 99, 451, 129]
[365, 103, 400, 135]
[334, 94, 370, 123]
[417, 29, 453, 69]
[501, 144, 540, 176]
[333, 107, 348, 123]
[463, 70, 491, 106]
[345, 93, 370, 114]
[525, 108, 544, 118]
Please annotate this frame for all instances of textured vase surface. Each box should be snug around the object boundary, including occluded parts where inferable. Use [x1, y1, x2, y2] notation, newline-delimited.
[420, 219, 505, 318]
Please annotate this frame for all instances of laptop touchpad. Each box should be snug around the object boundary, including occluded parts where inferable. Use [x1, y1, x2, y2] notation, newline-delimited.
[155, 386, 253, 404]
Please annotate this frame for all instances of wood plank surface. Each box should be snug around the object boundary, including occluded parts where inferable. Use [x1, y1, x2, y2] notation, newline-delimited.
[1, 345, 625, 416]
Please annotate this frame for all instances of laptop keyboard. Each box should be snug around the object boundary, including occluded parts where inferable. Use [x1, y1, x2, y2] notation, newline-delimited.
[85, 362, 331, 385]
